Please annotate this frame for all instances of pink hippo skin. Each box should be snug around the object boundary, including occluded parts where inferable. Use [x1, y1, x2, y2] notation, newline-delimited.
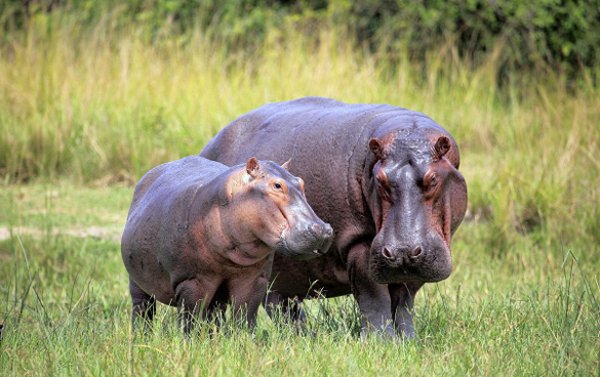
[121, 156, 333, 333]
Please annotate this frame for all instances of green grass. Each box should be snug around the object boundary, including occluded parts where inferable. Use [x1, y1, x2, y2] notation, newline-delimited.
[0, 185, 598, 376]
[0, 8, 599, 376]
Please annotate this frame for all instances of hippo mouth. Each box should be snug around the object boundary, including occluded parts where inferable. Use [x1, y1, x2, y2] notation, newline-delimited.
[368, 247, 452, 284]
[369, 259, 424, 284]
[274, 228, 330, 260]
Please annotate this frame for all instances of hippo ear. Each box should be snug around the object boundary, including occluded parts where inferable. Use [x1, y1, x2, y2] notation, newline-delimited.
[281, 158, 292, 171]
[246, 157, 260, 178]
[369, 138, 387, 161]
[434, 136, 451, 159]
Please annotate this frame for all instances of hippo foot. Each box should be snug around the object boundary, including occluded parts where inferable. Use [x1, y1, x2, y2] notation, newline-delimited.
[129, 279, 156, 335]
[359, 324, 395, 341]
[360, 330, 416, 342]
[397, 323, 416, 340]
[265, 292, 306, 324]
[394, 304, 416, 340]
[359, 320, 416, 341]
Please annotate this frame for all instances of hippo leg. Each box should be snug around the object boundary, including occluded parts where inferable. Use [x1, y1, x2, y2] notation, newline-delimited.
[207, 282, 240, 327]
[175, 278, 218, 335]
[348, 243, 395, 338]
[129, 278, 156, 331]
[229, 275, 269, 329]
[265, 292, 307, 324]
[389, 282, 423, 339]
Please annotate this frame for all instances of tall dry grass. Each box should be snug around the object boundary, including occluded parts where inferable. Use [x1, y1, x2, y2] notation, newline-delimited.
[0, 11, 599, 255]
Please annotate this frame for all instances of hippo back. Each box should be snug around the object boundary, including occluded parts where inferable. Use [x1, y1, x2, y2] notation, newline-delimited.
[125, 156, 225, 229]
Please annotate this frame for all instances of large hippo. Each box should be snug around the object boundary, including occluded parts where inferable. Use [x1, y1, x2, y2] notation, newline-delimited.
[200, 97, 467, 338]
[121, 155, 333, 333]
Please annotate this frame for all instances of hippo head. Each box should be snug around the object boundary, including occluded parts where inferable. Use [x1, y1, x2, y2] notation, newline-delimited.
[366, 122, 467, 283]
[235, 157, 334, 260]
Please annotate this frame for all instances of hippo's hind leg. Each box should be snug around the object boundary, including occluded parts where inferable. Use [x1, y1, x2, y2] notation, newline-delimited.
[228, 275, 269, 329]
[175, 278, 218, 335]
[265, 291, 307, 324]
[129, 278, 156, 331]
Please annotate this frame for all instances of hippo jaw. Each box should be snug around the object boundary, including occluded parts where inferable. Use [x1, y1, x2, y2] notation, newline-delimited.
[273, 223, 334, 260]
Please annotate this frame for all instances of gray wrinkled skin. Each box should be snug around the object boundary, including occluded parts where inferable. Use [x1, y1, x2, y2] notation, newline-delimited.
[201, 97, 468, 338]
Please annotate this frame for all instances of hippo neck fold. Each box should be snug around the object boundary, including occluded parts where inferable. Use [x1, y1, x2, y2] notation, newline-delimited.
[190, 167, 273, 267]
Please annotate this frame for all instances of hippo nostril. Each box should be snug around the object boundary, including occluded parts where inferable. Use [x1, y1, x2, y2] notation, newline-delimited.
[410, 246, 423, 258]
[310, 223, 322, 236]
[382, 247, 394, 260]
[323, 224, 333, 238]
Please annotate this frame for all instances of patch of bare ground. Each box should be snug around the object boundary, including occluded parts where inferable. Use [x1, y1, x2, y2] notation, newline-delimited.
[0, 226, 122, 242]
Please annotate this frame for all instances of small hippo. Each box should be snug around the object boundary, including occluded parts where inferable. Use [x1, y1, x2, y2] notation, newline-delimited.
[201, 97, 468, 339]
[121, 156, 333, 333]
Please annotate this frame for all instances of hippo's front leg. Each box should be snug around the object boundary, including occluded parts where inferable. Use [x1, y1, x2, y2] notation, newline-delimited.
[175, 278, 219, 335]
[229, 274, 269, 329]
[389, 282, 422, 339]
[347, 243, 395, 338]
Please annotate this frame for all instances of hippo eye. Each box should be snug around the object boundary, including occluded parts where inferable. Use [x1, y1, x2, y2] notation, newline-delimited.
[429, 175, 438, 187]
[273, 182, 282, 190]
[424, 174, 441, 198]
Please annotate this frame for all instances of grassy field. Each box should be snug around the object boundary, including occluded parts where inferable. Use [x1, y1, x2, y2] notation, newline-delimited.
[1, 10, 599, 377]
[0, 185, 597, 375]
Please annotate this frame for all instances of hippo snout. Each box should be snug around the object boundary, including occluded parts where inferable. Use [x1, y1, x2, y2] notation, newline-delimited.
[311, 222, 334, 253]
[370, 237, 452, 283]
[279, 220, 334, 260]
[309, 222, 334, 244]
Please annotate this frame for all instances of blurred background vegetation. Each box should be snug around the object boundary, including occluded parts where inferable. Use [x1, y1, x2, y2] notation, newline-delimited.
[0, 3, 598, 374]
[0, 0, 599, 256]
[3, 0, 599, 74]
